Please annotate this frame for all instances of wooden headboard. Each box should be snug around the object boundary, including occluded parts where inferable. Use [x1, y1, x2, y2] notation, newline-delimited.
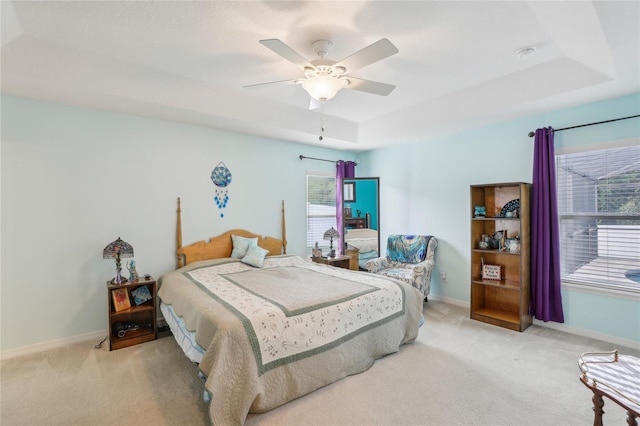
[176, 198, 287, 268]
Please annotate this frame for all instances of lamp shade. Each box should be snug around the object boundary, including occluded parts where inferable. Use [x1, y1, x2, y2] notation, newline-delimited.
[302, 75, 348, 101]
[323, 227, 340, 241]
[103, 237, 134, 259]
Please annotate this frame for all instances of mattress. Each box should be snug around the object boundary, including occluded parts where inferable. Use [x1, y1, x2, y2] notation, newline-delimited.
[160, 302, 205, 364]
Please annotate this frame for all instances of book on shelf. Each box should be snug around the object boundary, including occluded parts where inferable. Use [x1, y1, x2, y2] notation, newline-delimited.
[130, 285, 152, 306]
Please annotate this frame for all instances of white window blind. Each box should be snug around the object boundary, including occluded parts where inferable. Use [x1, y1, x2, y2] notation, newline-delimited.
[556, 144, 640, 293]
[306, 173, 337, 256]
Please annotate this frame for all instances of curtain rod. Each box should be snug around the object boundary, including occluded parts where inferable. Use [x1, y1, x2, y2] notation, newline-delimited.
[527, 114, 640, 137]
[299, 155, 358, 165]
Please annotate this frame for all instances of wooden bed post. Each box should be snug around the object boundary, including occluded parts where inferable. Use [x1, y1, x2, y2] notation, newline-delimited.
[282, 200, 287, 255]
[177, 197, 183, 268]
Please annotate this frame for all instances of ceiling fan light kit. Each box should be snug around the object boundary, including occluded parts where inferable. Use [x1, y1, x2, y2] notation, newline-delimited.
[301, 69, 349, 101]
[247, 37, 399, 105]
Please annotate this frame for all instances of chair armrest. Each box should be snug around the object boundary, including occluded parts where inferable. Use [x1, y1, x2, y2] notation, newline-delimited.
[413, 258, 435, 273]
[410, 259, 435, 285]
[403, 259, 435, 299]
[366, 256, 389, 273]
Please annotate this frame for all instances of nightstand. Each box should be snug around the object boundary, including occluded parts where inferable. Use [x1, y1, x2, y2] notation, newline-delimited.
[312, 254, 351, 269]
[344, 217, 366, 229]
[107, 277, 157, 350]
[345, 247, 360, 271]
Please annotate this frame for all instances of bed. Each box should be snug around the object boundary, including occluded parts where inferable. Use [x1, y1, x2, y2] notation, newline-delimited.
[345, 227, 379, 269]
[158, 199, 423, 425]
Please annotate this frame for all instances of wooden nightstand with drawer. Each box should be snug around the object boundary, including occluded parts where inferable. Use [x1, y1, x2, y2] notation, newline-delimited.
[344, 217, 366, 229]
[311, 255, 351, 270]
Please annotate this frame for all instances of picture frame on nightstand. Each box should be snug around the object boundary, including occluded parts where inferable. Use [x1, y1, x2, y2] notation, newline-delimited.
[112, 287, 131, 312]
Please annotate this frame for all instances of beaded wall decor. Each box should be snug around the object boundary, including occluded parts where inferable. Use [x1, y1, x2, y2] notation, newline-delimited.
[210, 161, 232, 218]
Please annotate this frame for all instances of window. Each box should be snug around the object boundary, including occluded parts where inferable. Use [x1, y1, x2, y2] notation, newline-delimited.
[306, 172, 337, 256]
[557, 144, 640, 293]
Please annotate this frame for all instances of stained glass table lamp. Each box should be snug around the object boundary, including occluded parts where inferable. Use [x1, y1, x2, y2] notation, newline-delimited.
[103, 237, 134, 284]
[323, 227, 340, 258]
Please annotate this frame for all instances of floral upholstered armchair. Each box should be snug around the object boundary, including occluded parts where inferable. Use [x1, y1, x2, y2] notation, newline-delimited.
[367, 235, 438, 301]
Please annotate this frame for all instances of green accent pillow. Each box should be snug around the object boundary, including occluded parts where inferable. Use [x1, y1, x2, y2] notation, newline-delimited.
[231, 235, 258, 259]
[241, 245, 269, 268]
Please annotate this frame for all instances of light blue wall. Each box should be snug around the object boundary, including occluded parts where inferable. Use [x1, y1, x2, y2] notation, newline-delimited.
[2, 92, 638, 352]
[359, 92, 640, 345]
[0, 94, 356, 351]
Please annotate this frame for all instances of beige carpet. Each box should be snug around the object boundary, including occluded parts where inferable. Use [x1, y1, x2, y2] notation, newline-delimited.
[2, 301, 638, 426]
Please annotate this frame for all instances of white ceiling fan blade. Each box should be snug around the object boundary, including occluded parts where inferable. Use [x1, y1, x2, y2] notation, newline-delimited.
[345, 77, 396, 96]
[243, 79, 300, 89]
[334, 38, 398, 73]
[259, 39, 315, 71]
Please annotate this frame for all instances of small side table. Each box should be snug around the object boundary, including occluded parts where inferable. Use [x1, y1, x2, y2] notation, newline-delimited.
[107, 277, 157, 350]
[311, 254, 351, 270]
[578, 350, 640, 426]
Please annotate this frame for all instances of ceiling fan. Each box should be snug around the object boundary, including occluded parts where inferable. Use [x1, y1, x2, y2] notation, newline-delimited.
[245, 38, 399, 106]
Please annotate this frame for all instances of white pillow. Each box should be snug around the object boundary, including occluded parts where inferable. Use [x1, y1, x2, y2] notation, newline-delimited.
[241, 245, 269, 268]
[231, 235, 258, 259]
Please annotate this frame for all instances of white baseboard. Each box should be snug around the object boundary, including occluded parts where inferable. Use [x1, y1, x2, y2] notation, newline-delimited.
[429, 294, 639, 351]
[531, 319, 640, 351]
[1, 330, 107, 360]
[429, 294, 469, 308]
[4, 298, 637, 359]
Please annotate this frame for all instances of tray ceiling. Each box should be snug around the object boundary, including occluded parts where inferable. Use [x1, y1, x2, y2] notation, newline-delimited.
[1, 1, 638, 151]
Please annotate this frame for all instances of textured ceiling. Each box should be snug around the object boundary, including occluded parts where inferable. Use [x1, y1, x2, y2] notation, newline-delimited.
[1, 1, 638, 151]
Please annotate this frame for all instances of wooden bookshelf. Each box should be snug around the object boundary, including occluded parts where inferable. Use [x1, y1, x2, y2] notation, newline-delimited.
[470, 182, 532, 332]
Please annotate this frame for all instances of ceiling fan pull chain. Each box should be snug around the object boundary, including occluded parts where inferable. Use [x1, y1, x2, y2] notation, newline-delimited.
[319, 104, 326, 141]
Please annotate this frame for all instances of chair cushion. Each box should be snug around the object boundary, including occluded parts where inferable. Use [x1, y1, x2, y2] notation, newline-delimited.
[386, 235, 429, 264]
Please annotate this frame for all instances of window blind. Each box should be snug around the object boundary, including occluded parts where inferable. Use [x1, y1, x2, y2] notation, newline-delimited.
[556, 144, 640, 292]
[306, 173, 337, 255]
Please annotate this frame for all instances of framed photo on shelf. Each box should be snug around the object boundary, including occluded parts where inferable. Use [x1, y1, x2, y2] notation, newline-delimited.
[112, 288, 131, 312]
[482, 264, 502, 280]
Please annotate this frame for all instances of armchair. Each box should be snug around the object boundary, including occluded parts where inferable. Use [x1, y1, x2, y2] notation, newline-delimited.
[367, 235, 437, 301]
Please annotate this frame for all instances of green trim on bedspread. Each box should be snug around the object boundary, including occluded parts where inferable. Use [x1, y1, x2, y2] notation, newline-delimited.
[183, 256, 406, 376]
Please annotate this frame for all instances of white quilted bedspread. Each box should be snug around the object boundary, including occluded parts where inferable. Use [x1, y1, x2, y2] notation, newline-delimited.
[158, 255, 423, 425]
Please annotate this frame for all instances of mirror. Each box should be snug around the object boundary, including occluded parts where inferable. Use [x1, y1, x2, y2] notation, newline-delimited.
[342, 177, 380, 270]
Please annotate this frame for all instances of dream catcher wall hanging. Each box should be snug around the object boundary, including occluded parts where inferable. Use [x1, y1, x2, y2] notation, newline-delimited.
[210, 161, 232, 218]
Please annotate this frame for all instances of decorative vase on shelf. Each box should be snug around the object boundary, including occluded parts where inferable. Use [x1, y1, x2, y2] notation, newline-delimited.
[474, 206, 486, 217]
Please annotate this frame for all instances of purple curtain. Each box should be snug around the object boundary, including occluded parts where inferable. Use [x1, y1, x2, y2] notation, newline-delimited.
[336, 161, 356, 254]
[530, 127, 564, 323]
